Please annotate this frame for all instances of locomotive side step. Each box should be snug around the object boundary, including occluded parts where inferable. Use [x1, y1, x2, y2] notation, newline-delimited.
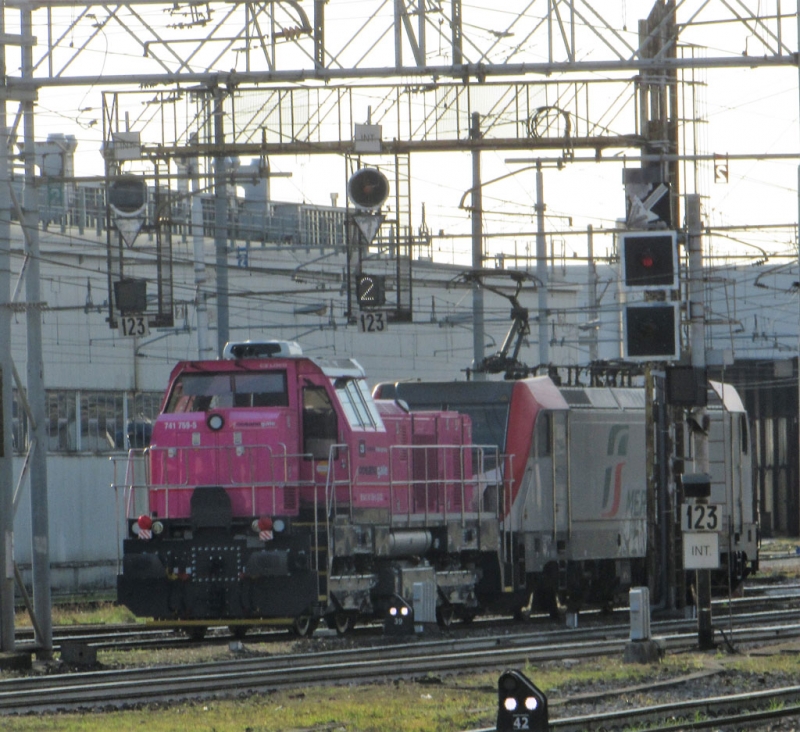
[292, 517, 331, 599]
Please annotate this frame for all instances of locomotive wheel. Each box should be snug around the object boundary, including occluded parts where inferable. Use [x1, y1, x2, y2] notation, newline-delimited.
[291, 614, 319, 638]
[332, 612, 352, 636]
[186, 626, 207, 641]
[436, 605, 455, 629]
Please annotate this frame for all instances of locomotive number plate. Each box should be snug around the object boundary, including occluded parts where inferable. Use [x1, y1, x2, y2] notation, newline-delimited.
[681, 502, 721, 532]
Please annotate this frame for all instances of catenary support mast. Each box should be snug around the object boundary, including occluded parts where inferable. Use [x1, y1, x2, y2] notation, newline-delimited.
[0, 3, 13, 653]
[22, 3, 52, 658]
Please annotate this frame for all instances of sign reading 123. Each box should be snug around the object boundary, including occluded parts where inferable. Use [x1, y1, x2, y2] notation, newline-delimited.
[681, 502, 720, 532]
[358, 312, 387, 334]
[119, 315, 150, 337]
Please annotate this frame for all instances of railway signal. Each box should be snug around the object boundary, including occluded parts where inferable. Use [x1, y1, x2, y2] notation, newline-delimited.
[620, 231, 678, 290]
[356, 273, 386, 307]
[623, 303, 679, 361]
[108, 174, 148, 248]
[383, 595, 414, 636]
[496, 670, 549, 732]
[347, 167, 389, 209]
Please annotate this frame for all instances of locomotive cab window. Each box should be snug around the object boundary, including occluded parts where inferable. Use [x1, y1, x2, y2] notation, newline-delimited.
[232, 372, 289, 407]
[303, 386, 338, 460]
[165, 371, 288, 412]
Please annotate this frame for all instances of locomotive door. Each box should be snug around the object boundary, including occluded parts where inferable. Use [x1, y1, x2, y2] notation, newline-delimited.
[529, 410, 568, 537]
[552, 412, 569, 537]
[301, 382, 343, 497]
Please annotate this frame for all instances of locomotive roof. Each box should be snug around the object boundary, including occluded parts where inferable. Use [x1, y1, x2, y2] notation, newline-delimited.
[383, 378, 745, 415]
[386, 379, 515, 407]
[171, 353, 367, 380]
[559, 387, 646, 410]
[709, 380, 746, 413]
[560, 381, 744, 412]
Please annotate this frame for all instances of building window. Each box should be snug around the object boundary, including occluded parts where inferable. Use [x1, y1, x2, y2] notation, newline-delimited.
[11, 389, 162, 454]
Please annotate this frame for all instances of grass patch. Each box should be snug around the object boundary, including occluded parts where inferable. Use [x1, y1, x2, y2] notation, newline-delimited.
[15, 603, 139, 629]
[0, 677, 496, 732]
[0, 653, 715, 732]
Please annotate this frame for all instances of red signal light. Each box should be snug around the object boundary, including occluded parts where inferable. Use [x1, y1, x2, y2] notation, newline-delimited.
[137, 515, 153, 531]
[258, 516, 273, 532]
[621, 232, 677, 289]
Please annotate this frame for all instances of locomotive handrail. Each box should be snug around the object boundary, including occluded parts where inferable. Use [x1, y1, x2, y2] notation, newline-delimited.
[323, 443, 351, 521]
[115, 443, 332, 520]
[384, 442, 500, 528]
[321, 443, 353, 606]
[146, 442, 296, 489]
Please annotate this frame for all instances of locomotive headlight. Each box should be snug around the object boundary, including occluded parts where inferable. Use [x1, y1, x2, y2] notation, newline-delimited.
[273, 518, 286, 533]
[251, 519, 260, 533]
[207, 413, 224, 431]
[152, 521, 164, 535]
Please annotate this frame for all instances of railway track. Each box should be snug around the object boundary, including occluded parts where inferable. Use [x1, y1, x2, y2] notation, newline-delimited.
[467, 684, 800, 732]
[2, 617, 800, 716]
[10, 584, 799, 655]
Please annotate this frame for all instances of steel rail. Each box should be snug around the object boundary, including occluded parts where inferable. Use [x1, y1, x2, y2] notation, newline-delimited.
[532, 687, 800, 732]
[468, 687, 800, 732]
[10, 592, 800, 655]
[2, 622, 800, 714]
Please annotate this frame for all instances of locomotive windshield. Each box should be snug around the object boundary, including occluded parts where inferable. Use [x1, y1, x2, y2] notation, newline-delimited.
[334, 377, 384, 430]
[165, 371, 289, 412]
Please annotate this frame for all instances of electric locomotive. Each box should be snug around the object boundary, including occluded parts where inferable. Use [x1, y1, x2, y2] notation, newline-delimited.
[375, 377, 759, 611]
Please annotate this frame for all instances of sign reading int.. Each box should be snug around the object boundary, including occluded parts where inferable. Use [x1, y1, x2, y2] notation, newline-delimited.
[683, 531, 720, 570]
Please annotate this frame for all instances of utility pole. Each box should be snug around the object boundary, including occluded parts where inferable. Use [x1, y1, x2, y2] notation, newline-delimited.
[22, 4, 52, 658]
[796, 4, 800, 594]
[189, 135, 212, 360]
[0, 14, 14, 652]
[535, 161, 548, 367]
[213, 86, 229, 357]
[470, 112, 485, 380]
[687, 194, 713, 649]
[587, 225, 598, 363]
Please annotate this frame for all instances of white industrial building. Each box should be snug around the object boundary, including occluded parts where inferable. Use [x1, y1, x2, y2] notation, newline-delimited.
[5, 166, 799, 596]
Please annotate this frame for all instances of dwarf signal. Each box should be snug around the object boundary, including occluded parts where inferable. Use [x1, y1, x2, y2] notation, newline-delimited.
[496, 670, 549, 732]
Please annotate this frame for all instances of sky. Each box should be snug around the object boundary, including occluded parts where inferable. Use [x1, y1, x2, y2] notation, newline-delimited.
[7, 0, 800, 266]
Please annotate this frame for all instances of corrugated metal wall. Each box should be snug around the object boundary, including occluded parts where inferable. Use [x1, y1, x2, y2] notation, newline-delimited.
[710, 359, 798, 537]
